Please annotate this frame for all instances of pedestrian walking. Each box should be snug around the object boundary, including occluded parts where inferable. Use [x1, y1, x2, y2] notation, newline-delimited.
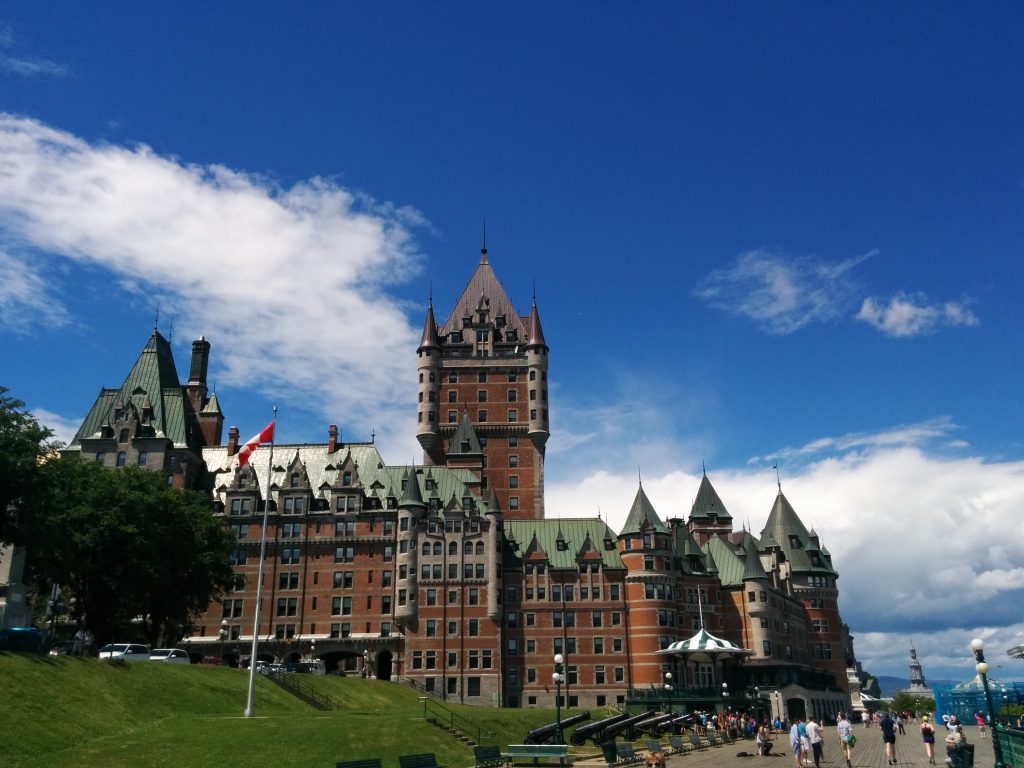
[837, 712, 855, 768]
[880, 711, 898, 765]
[806, 716, 824, 768]
[921, 715, 937, 764]
[791, 717, 805, 768]
[974, 712, 987, 738]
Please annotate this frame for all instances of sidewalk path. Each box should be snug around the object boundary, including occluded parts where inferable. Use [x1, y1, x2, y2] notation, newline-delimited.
[570, 725, 998, 768]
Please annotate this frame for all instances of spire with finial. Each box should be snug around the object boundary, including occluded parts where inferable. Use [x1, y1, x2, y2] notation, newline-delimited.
[480, 219, 488, 263]
[154, 302, 160, 332]
[774, 463, 782, 491]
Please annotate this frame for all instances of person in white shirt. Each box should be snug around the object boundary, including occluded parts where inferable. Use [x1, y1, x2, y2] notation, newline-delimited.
[806, 718, 823, 768]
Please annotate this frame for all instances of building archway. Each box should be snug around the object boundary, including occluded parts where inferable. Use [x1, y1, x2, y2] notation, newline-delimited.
[375, 649, 394, 681]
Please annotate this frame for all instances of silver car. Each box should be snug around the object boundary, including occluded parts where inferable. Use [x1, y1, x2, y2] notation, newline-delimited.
[149, 648, 191, 664]
[97, 643, 150, 661]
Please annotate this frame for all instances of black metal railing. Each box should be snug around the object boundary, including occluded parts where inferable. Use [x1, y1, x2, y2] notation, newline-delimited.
[419, 694, 497, 746]
[268, 672, 339, 710]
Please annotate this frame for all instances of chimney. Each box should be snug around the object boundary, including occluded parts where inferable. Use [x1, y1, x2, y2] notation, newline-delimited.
[227, 426, 239, 456]
[328, 424, 339, 454]
[189, 336, 211, 387]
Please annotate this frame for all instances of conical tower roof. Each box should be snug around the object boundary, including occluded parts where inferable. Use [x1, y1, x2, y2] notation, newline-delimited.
[418, 299, 440, 351]
[399, 469, 426, 508]
[690, 471, 732, 521]
[526, 300, 547, 349]
[619, 483, 668, 536]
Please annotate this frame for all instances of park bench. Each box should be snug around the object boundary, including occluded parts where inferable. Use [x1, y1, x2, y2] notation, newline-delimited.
[337, 761, 382, 768]
[667, 735, 690, 754]
[689, 733, 708, 751]
[614, 743, 645, 765]
[505, 744, 569, 765]
[646, 739, 667, 756]
[474, 745, 506, 768]
[400, 754, 443, 768]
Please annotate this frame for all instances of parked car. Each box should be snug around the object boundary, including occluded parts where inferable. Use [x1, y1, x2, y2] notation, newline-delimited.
[0, 627, 47, 654]
[285, 659, 326, 675]
[97, 643, 150, 661]
[199, 655, 229, 666]
[48, 641, 76, 657]
[149, 648, 191, 664]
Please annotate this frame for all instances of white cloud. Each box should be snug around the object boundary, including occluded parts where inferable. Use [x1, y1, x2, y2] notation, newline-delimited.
[547, 429, 1024, 679]
[0, 249, 69, 332]
[0, 27, 67, 77]
[29, 407, 81, 446]
[0, 114, 425, 453]
[694, 248, 875, 334]
[857, 293, 980, 337]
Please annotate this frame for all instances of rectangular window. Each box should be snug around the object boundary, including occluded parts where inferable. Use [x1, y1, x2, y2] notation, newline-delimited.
[478, 410, 487, 422]
[468, 619, 479, 636]
[278, 572, 299, 590]
[507, 389, 517, 401]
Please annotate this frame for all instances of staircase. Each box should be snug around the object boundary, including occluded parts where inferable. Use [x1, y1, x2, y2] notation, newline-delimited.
[266, 671, 339, 711]
[419, 695, 496, 748]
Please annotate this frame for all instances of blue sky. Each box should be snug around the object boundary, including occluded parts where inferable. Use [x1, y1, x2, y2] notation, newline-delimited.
[2, 2, 1022, 684]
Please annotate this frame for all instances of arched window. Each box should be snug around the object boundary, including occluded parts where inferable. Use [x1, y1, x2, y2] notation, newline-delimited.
[475, 541, 484, 556]
[137, 451, 148, 466]
[432, 542, 442, 556]
[342, 471, 352, 485]
[421, 542, 430, 556]
[116, 451, 126, 467]
[463, 541, 473, 556]
[451, 541, 460, 556]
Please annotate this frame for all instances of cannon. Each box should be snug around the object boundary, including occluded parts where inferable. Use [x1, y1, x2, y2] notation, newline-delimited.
[570, 712, 629, 746]
[668, 713, 695, 732]
[603, 712, 656, 742]
[524, 711, 591, 744]
[635, 712, 674, 735]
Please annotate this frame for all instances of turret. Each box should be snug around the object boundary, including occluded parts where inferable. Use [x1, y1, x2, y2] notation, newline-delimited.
[395, 469, 426, 628]
[416, 301, 443, 464]
[525, 300, 549, 451]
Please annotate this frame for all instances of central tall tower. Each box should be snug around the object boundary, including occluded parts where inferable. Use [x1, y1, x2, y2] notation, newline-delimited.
[416, 244, 549, 520]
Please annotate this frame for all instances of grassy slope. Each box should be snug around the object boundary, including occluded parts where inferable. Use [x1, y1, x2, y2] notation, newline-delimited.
[0, 653, 585, 768]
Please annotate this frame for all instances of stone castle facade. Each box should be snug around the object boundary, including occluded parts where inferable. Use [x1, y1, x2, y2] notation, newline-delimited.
[65, 244, 857, 720]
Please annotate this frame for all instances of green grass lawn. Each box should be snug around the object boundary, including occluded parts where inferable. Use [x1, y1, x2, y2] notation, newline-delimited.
[0, 652, 589, 768]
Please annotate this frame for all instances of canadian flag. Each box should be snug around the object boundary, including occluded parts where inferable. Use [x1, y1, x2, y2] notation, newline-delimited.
[237, 420, 275, 468]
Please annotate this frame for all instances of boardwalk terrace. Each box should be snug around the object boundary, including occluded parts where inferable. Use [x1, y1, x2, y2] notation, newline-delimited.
[64, 245, 865, 716]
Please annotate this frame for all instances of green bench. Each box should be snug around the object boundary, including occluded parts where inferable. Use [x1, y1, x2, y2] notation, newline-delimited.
[504, 744, 569, 765]
[474, 745, 507, 768]
[337, 761, 382, 768]
[399, 755, 443, 768]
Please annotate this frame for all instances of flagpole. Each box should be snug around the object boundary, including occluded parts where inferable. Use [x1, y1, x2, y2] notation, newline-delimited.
[244, 406, 277, 718]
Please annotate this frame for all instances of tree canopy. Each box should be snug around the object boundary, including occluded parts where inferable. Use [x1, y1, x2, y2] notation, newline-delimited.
[0, 387, 57, 545]
[27, 456, 238, 651]
[26, 457, 239, 647]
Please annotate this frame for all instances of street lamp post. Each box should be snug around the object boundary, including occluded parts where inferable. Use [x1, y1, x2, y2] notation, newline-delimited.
[363, 649, 370, 678]
[219, 619, 228, 662]
[310, 639, 316, 661]
[665, 672, 674, 713]
[722, 682, 729, 715]
[971, 638, 1005, 768]
[553, 653, 565, 744]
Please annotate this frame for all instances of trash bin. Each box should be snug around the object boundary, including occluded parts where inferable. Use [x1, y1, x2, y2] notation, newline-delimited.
[601, 741, 617, 765]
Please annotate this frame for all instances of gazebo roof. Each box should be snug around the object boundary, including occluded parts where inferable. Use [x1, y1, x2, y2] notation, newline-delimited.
[658, 627, 752, 656]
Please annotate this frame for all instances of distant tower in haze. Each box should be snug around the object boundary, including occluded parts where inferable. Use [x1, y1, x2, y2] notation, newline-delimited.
[416, 242, 549, 520]
[907, 640, 932, 694]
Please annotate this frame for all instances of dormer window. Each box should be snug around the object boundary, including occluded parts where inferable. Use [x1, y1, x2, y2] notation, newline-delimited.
[789, 535, 802, 549]
[119, 429, 130, 444]
[342, 471, 352, 485]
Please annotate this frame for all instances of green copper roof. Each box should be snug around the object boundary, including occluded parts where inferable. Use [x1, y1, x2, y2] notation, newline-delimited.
[739, 530, 769, 581]
[690, 473, 732, 521]
[503, 518, 624, 570]
[447, 412, 482, 455]
[760, 491, 836, 576]
[703, 534, 746, 586]
[69, 330, 195, 449]
[619, 484, 669, 536]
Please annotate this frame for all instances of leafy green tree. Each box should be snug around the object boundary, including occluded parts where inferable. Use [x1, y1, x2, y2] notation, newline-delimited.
[27, 457, 239, 646]
[0, 387, 57, 545]
[890, 691, 936, 716]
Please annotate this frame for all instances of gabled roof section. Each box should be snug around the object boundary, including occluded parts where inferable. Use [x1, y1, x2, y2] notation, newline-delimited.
[689, 472, 732, 521]
[703, 534, 745, 586]
[69, 330, 194, 449]
[672, 523, 710, 574]
[447, 412, 483, 455]
[504, 519, 625, 571]
[619, 483, 669, 536]
[440, 251, 527, 338]
[760, 491, 836, 575]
